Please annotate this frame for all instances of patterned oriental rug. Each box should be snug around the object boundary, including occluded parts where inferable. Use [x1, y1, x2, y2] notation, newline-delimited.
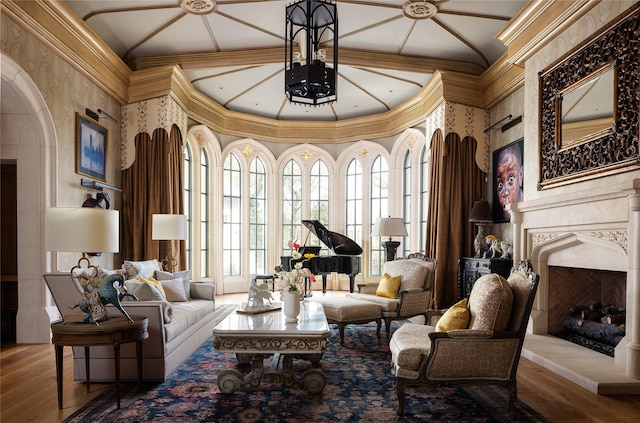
[64, 304, 548, 423]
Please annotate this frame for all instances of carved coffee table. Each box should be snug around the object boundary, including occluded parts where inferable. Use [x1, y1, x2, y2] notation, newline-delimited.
[212, 301, 329, 394]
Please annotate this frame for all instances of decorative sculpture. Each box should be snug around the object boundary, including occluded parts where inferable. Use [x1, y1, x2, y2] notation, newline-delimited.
[246, 279, 274, 310]
[70, 273, 137, 324]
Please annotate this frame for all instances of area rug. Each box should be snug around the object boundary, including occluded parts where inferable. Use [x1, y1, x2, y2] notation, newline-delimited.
[64, 304, 548, 423]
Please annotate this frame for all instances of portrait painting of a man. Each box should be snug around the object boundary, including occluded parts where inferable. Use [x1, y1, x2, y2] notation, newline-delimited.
[492, 138, 524, 222]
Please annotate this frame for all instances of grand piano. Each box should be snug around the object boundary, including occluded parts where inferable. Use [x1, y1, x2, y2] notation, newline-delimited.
[280, 220, 362, 293]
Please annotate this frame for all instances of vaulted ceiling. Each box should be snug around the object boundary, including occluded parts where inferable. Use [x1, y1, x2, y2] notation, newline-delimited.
[63, 0, 527, 123]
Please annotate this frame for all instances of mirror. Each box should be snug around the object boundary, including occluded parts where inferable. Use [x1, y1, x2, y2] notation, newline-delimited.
[538, 4, 639, 189]
[559, 64, 615, 148]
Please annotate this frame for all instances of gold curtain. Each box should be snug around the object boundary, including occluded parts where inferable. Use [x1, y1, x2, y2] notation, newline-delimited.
[122, 125, 186, 270]
[426, 131, 484, 309]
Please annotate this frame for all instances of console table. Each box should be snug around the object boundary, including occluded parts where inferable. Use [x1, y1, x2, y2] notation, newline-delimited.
[212, 301, 329, 393]
[51, 315, 148, 409]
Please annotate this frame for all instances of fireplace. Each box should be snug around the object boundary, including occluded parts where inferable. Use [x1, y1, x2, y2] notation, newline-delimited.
[548, 267, 626, 356]
[509, 178, 640, 394]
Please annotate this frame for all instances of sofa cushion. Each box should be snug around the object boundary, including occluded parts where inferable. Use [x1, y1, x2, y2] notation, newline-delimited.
[164, 300, 216, 343]
[124, 280, 164, 302]
[468, 273, 513, 332]
[375, 273, 402, 298]
[160, 278, 188, 302]
[124, 259, 162, 279]
[435, 298, 469, 332]
[346, 293, 400, 313]
[389, 322, 435, 379]
[383, 259, 430, 292]
[137, 276, 167, 299]
[155, 269, 192, 299]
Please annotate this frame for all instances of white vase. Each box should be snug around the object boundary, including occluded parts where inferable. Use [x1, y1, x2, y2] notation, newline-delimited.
[282, 289, 300, 323]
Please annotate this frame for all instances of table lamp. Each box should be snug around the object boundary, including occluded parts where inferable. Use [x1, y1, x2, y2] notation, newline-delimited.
[152, 214, 187, 272]
[45, 207, 120, 277]
[469, 200, 493, 258]
[372, 217, 408, 262]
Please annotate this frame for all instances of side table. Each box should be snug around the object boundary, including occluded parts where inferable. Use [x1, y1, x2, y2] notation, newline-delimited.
[51, 315, 148, 409]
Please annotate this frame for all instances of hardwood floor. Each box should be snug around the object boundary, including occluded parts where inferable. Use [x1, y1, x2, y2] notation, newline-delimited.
[2, 292, 640, 423]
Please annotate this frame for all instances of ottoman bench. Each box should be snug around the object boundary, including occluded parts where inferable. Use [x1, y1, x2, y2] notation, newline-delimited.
[312, 296, 382, 345]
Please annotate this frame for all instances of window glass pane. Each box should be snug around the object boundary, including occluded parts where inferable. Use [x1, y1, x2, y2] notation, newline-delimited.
[309, 160, 329, 253]
[420, 145, 430, 254]
[223, 153, 241, 276]
[403, 150, 411, 257]
[249, 157, 267, 274]
[345, 159, 362, 251]
[282, 159, 302, 255]
[200, 149, 209, 277]
[370, 155, 388, 276]
[183, 144, 192, 270]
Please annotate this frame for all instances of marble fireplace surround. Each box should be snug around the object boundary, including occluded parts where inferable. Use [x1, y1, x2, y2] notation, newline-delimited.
[511, 178, 640, 394]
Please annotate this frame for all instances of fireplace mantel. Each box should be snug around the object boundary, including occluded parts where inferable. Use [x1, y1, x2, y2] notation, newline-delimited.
[508, 178, 640, 393]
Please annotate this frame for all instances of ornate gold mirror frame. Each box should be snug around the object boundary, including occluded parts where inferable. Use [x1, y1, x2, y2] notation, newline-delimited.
[538, 3, 639, 190]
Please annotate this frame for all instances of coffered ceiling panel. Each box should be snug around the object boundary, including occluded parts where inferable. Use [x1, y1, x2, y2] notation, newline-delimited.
[63, 0, 527, 122]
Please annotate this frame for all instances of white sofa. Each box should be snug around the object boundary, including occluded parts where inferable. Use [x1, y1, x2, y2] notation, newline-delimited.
[44, 270, 216, 382]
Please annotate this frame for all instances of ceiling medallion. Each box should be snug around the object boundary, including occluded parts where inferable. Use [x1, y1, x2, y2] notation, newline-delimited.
[181, 0, 217, 15]
[402, 1, 438, 20]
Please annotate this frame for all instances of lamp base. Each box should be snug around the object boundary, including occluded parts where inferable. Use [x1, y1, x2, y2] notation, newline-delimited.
[473, 224, 487, 258]
[381, 241, 401, 262]
[161, 254, 178, 273]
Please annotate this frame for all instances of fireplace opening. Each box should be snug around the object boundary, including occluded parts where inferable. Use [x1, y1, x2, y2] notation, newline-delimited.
[548, 266, 626, 357]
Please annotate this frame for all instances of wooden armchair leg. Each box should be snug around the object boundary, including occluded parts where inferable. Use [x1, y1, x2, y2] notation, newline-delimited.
[396, 378, 408, 416]
[384, 318, 392, 338]
[507, 380, 517, 419]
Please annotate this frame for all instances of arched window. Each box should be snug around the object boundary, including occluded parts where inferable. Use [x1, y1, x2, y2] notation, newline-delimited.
[223, 153, 241, 276]
[282, 159, 302, 255]
[249, 157, 267, 274]
[370, 155, 388, 275]
[345, 158, 362, 255]
[200, 149, 209, 277]
[403, 150, 412, 257]
[309, 159, 329, 251]
[184, 143, 192, 270]
[419, 145, 430, 253]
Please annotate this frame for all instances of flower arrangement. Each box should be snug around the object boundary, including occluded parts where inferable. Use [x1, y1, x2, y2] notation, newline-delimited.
[277, 251, 315, 292]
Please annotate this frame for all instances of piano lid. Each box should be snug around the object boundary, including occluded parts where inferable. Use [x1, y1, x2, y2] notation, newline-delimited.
[302, 220, 363, 255]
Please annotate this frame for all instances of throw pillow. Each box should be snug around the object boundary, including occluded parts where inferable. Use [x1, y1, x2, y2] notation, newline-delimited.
[435, 298, 470, 332]
[124, 280, 165, 301]
[123, 259, 162, 279]
[155, 269, 192, 299]
[375, 273, 402, 298]
[160, 278, 189, 302]
[137, 275, 167, 299]
[468, 273, 513, 332]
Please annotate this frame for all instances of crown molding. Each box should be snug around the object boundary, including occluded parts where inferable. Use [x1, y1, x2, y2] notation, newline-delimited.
[2, 0, 131, 104]
[497, 0, 596, 67]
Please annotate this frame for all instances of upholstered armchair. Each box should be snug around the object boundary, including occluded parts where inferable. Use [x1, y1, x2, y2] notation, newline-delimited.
[346, 253, 436, 336]
[389, 259, 539, 418]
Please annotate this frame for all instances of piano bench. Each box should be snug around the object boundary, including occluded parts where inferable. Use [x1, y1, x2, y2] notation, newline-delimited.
[311, 297, 381, 346]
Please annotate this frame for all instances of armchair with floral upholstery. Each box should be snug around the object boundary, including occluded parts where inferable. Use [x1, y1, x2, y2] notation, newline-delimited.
[346, 253, 436, 336]
[389, 259, 539, 418]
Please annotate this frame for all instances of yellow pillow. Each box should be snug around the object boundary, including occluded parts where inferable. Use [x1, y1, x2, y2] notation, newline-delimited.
[435, 298, 470, 332]
[137, 275, 167, 299]
[375, 273, 402, 298]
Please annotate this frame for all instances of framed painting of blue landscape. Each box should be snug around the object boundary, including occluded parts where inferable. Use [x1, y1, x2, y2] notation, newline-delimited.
[76, 113, 107, 182]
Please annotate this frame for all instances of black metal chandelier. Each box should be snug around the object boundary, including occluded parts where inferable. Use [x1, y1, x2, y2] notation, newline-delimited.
[285, 0, 338, 106]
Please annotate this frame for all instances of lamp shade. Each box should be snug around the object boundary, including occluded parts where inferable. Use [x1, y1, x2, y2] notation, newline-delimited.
[152, 214, 187, 240]
[45, 207, 119, 253]
[372, 217, 408, 237]
[469, 201, 493, 223]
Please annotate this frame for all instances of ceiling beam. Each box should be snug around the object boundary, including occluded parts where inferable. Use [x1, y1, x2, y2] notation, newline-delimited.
[127, 47, 486, 76]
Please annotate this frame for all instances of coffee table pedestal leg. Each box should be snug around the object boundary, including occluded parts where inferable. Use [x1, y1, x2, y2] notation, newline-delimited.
[217, 354, 326, 394]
